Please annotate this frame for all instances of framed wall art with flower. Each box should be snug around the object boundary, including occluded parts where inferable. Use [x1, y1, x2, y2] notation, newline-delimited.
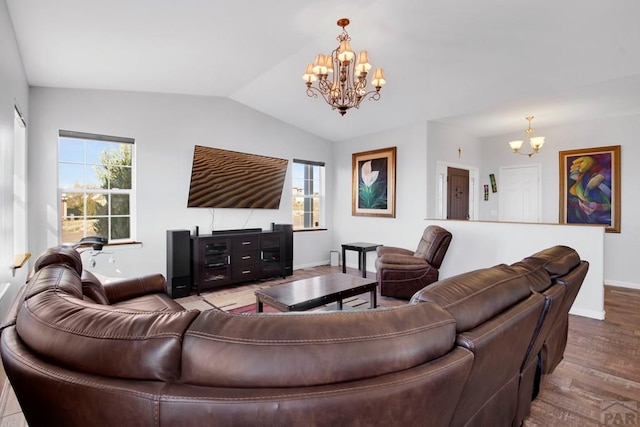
[352, 146, 396, 217]
[559, 145, 621, 233]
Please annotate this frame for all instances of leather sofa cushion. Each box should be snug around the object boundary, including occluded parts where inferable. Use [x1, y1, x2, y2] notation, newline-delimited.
[111, 294, 184, 312]
[181, 302, 456, 388]
[376, 253, 429, 269]
[32, 245, 83, 275]
[16, 266, 199, 382]
[81, 270, 110, 304]
[103, 274, 167, 304]
[414, 225, 452, 269]
[24, 264, 84, 301]
[161, 347, 474, 427]
[376, 246, 414, 257]
[508, 261, 553, 293]
[523, 245, 581, 279]
[412, 264, 548, 333]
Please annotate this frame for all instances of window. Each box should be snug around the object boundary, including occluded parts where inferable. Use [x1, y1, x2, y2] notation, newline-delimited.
[292, 159, 325, 230]
[58, 130, 135, 244]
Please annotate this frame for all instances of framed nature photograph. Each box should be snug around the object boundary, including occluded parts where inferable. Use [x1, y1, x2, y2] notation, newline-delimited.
[352, 146, 396, 217]
[559, 145, 621, 233]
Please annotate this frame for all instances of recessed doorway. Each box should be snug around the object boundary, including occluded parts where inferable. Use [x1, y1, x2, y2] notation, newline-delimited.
[447, 167, 469, 220]
[435, 162, 479, 220]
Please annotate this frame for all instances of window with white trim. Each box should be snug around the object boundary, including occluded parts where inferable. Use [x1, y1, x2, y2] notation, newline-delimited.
[58, 130, 135, 244]
[292, 159, 325, 230]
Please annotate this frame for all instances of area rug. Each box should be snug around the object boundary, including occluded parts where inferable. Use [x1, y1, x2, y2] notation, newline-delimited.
[204, 287, 264, 312]
[179, 299, 217, 312]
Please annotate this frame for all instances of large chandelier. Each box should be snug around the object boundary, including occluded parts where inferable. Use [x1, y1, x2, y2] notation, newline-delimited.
[508, 116, 546, 157]
[302, 18, 386, 116]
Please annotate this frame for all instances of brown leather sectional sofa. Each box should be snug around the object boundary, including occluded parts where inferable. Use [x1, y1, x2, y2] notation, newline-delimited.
[1, 245, 587, 427]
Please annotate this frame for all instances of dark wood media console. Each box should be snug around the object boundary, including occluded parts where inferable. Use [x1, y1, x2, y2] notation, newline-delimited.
[191, 228, 287, 294]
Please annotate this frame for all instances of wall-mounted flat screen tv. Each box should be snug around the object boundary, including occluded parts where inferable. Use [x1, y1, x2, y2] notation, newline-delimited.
[187, 145, 288, 209]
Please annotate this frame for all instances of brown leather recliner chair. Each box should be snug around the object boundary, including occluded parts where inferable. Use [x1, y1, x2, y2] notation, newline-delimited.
[509, 245, 588, 427]
[375, 225, 452, 299]
[520, 246, 589, 375]
[411, 264, 546, 427]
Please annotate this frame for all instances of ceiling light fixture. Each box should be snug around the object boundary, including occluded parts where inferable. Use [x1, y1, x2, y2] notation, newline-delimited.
[508, 116, 546, 157]
[302, 18, 386, 116]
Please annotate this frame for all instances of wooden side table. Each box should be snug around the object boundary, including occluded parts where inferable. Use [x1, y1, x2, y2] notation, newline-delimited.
[341, 242, 381, 278]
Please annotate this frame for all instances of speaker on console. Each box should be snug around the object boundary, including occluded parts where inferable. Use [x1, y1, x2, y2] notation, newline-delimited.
[166, 229, 192, 298]
[273, 224, 293, 276]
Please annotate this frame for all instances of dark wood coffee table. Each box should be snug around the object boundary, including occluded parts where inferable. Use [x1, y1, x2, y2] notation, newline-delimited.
[255, 273, 377, 312]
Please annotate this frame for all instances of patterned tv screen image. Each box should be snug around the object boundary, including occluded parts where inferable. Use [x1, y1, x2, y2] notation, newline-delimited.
[187, 145, 288, 209]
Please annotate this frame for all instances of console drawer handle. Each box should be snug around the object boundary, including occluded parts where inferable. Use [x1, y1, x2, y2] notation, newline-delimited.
[242, 241, 251, 245]
[242, 270, 251, 274]
[242, 255, 251, 260]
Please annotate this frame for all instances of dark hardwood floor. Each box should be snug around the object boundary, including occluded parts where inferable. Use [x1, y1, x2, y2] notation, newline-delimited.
[1, 266, 638, 426]
[524, 285, 640, 426]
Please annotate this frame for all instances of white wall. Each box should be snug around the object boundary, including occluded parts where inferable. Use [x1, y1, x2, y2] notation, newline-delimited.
[0, 0, 29, 321]
[425, 219, 605, 320]
[479, 115, 640, 288]
[332, 123, 429, 270]
[331, 121, 485, 276]
[28, 88, 334, 278]
[426, 121, 484, 219]
[331, 119, 607, 320]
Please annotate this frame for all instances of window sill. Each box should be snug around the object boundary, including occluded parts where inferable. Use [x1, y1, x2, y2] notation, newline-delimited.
[293, 228, 328, 233]
[102, 241, 143, 250]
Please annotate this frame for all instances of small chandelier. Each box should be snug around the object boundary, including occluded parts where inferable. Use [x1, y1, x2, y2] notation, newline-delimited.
[302, 18, 386, 116]
[508, 116, 546, 157]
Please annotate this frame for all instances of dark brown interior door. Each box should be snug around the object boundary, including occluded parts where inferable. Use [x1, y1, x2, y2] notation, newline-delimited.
[447, 167, 469, 220]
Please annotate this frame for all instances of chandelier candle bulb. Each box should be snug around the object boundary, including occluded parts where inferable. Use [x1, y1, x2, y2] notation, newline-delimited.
[338, 40, 355, 62]
[302, 18, 386, 115]
[324, 55, 334, 72]
[509, 140, 524, 151]
[529, 136, 545, 151]
[371, 68, 386, 89]
[312, 54, 328, 75]
[303, 64, 317, 83]
[356, 51, 371, 75]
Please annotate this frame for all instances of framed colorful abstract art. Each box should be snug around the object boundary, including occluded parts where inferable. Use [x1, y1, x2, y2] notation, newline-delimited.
[352, 147, 396, 217]
[558, 145, 621, 233]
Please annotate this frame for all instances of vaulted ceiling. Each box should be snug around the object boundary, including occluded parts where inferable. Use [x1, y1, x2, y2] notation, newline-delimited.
[7, 0, 640, 141]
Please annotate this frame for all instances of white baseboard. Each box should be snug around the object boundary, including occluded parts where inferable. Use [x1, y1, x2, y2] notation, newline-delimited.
[295, 260, 377, 274]
[293, 260, 330, 270]
[569, 307, 606, 320]
[605, 280, 640, 290]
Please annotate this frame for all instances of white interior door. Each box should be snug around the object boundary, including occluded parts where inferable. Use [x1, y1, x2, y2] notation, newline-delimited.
[498, 165, 541, 222]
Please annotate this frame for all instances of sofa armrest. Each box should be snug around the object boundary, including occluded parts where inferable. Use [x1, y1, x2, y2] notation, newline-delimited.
[378, 254, 430, 268]
[103, 274, 167, 304]
[376, 246, 414, 257]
